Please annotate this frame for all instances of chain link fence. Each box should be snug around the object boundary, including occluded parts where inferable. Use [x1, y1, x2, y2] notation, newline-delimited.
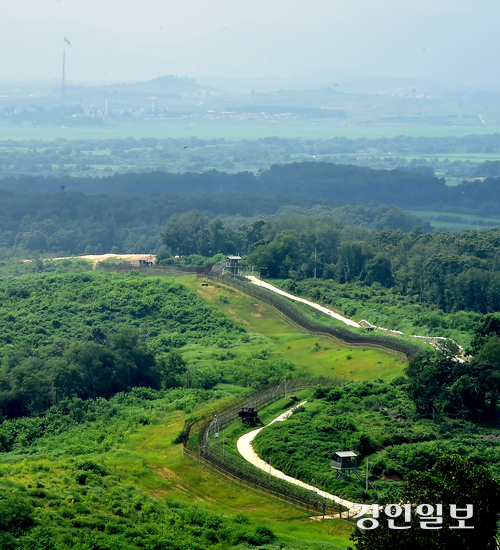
[209, 274, 419, 359]
[183, 377, 360, 521]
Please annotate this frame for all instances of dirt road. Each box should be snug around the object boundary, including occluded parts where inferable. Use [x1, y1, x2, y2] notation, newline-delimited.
[236, 401, 361, 512]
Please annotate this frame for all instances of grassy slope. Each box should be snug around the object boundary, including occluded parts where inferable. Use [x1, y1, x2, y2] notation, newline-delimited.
[189, 277, 405, 381]
[266, 277, 477, 349]
[4, 270, 401, 548]
[1, 271, 411, 548]
[2, 392, 351, 549]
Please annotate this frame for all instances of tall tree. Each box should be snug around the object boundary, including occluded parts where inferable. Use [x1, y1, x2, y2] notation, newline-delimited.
[161, 209, 211, 256]
[349, 455, 500, 550]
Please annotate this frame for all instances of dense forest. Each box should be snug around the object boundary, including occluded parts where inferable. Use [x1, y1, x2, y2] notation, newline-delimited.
[4, 162, 500, 214]
[245, 225, 500, 314]
[0, 272, 254, 421]
[0, 183, 428, 257]
[1, 163, 440, 200]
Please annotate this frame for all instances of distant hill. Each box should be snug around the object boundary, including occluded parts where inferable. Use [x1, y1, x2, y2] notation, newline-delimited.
[65, 75, 209, 101]
[99, 75, 207, 94]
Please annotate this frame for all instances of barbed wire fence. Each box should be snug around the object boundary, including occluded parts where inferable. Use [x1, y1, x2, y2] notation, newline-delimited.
[103, 264, 407, 518]
[208, 274, 420, 359]
[183, 377, 362, 521]
[103, 264, 419, 359]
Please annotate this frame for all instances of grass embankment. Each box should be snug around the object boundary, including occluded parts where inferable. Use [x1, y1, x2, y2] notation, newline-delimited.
[268, 277, 478, 349]
[185, 276, 405, 381]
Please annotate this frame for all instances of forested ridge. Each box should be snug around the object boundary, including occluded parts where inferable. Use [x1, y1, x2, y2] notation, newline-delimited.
[0, 184, 427, 257]
[0, 163, 452, 204]
[4, 162, 500, 214]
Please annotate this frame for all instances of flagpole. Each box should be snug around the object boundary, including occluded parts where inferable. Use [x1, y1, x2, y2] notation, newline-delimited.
[61, 37, 66, 104]
[61, 36, 71, 105]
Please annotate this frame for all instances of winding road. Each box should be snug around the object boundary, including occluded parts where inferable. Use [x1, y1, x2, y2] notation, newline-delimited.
[236, 401, 361, 513]
[246, 275, 464, 358]
[246, 276, 361, 328]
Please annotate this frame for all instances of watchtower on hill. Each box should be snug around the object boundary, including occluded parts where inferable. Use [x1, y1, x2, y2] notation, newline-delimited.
[238, 407, 259, 427]
[330, 451, 358, 480]
[226, 256, 241, 277]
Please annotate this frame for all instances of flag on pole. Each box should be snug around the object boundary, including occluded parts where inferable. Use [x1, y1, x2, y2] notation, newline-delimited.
[64, 36, 71, 46]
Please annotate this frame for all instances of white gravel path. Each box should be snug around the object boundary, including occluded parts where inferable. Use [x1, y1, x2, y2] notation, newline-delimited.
[246, 276, 361, 328]
[236, 401, 361, 512]
[246, 276, 465, 360]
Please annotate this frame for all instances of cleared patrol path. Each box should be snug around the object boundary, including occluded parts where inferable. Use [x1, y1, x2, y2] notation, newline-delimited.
[236, 401, 361, 513]
[246, 276, 361, 328]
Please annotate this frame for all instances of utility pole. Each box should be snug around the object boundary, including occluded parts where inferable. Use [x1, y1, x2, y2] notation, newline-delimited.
[314, 248, 317, 279]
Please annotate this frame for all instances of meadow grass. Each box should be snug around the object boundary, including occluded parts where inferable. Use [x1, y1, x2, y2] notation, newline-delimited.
[2, 270, 410, 548]
[183, 276, 405, 381]
[2, 394, 354, 549]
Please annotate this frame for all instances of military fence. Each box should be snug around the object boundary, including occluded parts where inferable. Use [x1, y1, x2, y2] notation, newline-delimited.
[183, 377, 361, 521]
[209, 274, 420, 359]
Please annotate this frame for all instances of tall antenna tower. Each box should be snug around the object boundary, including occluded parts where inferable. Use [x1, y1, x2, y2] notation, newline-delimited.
[61, 50, 66, 103]
[61, 36, 71, 104]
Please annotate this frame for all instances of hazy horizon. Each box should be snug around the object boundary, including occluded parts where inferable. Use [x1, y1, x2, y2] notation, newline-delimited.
[1, 1, 499, 90]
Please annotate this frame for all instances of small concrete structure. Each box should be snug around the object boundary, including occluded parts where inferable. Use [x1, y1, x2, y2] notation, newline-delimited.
[227, 255, 242, 277]
[331, 451, 358, 480]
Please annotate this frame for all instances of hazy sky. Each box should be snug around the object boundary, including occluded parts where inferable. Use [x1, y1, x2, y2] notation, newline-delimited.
[1, 0, 499, 87]
[3, 0, 495, 45]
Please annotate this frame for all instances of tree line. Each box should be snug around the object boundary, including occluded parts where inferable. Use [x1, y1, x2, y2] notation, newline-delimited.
[0, 184, 426, 258]
[406, 314, 500, 421]
[241, 223, 500, 314]
[4, 162, 500, 213]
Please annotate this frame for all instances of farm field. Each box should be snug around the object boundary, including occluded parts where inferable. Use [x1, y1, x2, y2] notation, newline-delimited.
[406, 209, 500, 231]
[1, 117, 498, 143]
